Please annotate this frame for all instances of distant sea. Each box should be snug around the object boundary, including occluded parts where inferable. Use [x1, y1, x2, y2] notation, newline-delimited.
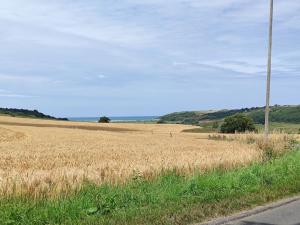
[68, 116, 159, 123]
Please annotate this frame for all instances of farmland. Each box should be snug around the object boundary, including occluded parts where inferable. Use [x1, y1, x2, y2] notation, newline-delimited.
[0, 115, 299, 225]
[0, 115, 265, 197]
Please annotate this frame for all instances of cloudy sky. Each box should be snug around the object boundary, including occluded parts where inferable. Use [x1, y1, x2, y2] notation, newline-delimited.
[0, 0, 299, 117]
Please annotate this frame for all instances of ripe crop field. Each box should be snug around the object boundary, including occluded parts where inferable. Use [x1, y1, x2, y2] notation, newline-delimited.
[0, 116, 292, 197]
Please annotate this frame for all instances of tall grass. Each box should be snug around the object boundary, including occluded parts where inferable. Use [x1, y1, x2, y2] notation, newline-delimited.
[209, 132, 295, 159]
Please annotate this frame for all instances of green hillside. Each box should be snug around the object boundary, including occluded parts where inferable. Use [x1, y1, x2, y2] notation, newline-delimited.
[159, 105, 300, 125]
[247, 106, 300, 124]
[0, 108, 68, 121]
[158, 111, 206, 124]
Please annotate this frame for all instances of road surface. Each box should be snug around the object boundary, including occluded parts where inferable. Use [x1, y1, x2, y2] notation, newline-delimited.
[199, 196, 300, 225]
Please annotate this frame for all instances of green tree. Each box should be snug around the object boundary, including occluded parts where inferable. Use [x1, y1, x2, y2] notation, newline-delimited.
[98, 116, 111, 123]
[220, 114, 256, 133]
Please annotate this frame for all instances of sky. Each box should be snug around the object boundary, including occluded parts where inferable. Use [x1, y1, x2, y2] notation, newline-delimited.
[0, 0, 299, 117]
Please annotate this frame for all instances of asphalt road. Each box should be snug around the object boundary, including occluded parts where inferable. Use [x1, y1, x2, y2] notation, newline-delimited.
[199, 196, 300, 225]
[228, 198, 300, 225]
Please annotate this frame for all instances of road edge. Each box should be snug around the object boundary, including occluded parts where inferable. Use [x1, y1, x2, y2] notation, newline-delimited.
[195, 195, 300, 225]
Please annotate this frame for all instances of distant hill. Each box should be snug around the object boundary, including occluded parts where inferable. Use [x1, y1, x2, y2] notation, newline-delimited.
[0, 108, 68, 121]
[159, 105, 300, 125]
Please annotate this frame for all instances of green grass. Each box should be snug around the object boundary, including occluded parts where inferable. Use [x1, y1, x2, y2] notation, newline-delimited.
[1, 147, 300, 225]
[183, 122, 300, 134]
[256, 122, 300, 134]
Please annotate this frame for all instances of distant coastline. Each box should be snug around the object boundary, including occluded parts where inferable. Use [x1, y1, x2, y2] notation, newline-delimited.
[69, 116, 159, 123]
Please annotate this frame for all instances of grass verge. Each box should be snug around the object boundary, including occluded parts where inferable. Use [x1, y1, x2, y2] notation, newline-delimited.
[1, 147, 300, 225]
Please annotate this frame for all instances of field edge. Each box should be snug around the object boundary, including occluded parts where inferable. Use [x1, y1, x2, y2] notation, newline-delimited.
[0, 146, 300, 225]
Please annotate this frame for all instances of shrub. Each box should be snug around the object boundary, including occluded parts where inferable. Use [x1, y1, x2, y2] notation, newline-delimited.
[157, 120, 165, 124]
[98, 116, 111, 123]
[208, 134, 227, 141]
[220, 113, 256, 133]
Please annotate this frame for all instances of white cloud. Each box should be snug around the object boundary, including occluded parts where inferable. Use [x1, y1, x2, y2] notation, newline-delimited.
[0, 94, 38, 98]
[200, 60, 265, 75]
[172, 62, 189, 67]
[0, 88, 38, 98]
[0, 0, 299, 115]
[222, 0, 300, 27]
[187, 0, 247, 9]
[97, 74, 107, 79]
[215, 34, 243, 45]
[0, 73, 50, 83]
[0, 0, 158, 47]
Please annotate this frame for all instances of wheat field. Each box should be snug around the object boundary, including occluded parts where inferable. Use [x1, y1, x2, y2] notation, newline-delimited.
[0, 116, 291, 197]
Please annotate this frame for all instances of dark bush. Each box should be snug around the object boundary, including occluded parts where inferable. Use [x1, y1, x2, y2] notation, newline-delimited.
[98, 116, 111, 123]
[220, 113, 256, 133]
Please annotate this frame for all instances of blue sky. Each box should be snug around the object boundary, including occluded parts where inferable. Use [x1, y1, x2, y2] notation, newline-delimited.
[0, 0, 299, 117]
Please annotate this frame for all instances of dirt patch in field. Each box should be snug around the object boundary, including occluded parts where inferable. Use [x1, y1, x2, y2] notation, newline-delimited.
[0, 127, 25, 142]
[0, 121, 136, 132]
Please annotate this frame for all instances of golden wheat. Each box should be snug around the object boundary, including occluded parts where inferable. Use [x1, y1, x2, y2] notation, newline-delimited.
[232, 132, 294, 154]
[0, 116, 292, 197]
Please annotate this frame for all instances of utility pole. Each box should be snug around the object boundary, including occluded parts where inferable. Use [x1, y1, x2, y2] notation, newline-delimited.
[264, 0, 274, 144]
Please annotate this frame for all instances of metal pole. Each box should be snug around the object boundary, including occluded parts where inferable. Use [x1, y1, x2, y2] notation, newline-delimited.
[264, 0, 274, 144]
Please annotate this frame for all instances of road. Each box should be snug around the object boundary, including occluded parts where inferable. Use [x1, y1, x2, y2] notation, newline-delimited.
[199, 196, 300, 225]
